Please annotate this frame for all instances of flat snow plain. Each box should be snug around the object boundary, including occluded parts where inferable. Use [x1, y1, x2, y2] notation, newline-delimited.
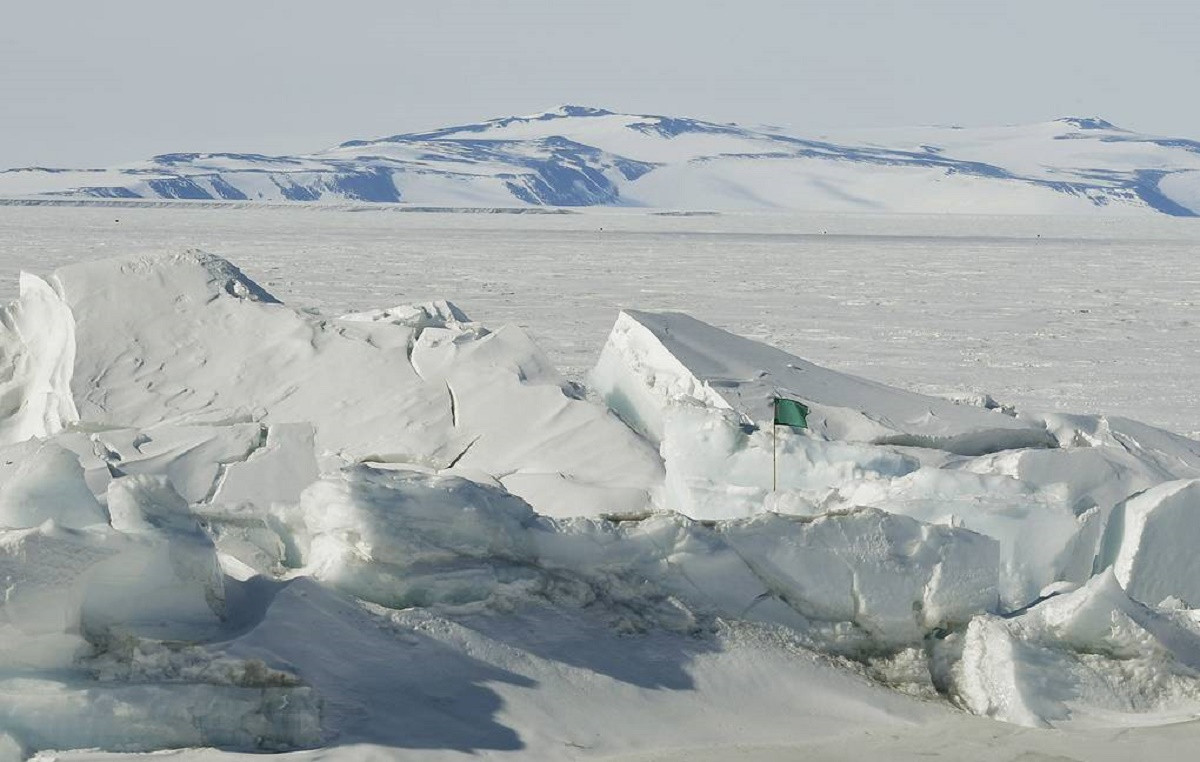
[4, 204, 1200, 762]
[4, 205, 1200, 434]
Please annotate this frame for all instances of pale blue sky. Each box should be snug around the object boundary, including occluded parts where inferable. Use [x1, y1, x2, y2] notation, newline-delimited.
[2, 0, 1197, 168]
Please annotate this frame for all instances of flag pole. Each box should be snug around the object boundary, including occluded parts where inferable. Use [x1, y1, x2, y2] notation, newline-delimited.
[771, 397, 808, 494]
[772, 414, 777, 492]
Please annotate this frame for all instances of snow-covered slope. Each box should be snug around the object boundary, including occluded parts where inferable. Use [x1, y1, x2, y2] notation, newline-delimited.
[4, 106, 1200, 214]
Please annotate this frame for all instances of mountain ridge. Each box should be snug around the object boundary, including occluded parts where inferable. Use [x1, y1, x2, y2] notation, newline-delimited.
[3, 106, 1199, 215]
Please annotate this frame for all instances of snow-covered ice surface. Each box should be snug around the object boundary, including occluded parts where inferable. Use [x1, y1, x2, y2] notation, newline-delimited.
[2, 205, 1200, 760]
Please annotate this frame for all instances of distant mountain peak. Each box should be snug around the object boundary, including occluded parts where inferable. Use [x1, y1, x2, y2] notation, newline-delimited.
[1055, 116, 1122, 131]
[535, 105, 616, 119]
[339, 105, 622, 147]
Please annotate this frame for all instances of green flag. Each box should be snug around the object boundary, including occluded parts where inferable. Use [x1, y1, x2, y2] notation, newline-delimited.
[773, 398, 809, 428]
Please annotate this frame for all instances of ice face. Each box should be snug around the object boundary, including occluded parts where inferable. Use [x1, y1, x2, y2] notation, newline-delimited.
[297, 464, 997, 646]
[953, 570, 1200, 727]
[0, 439, 106, 530]
[1097, 479, 1200, 607]
[0, 476, 225, 667]
[0, 273, 78, 445]
[0, 523, 120, 671]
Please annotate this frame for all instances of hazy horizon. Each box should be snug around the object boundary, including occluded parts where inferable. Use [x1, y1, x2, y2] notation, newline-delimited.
[4, 0, 1197, 169]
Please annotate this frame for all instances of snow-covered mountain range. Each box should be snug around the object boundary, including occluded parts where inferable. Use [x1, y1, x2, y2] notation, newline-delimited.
[4, 106, 1200, 215]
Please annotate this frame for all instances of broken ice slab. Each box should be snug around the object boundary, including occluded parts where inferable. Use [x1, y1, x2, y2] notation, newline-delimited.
[0, 676, 319, 754]
[592, 309, 1055, 455]
[953, 570, 1200, 728]
[0, 272, 79, 445]
[1038, 412, 1200, 480]
[1097, 478, 1200, 608]
[39, 250, 661, 517]
[0, 478, 226, 671]
[0, 438, 107, 530]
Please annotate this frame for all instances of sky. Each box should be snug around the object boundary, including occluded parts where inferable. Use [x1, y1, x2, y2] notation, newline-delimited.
[2, 0, 1198, 169]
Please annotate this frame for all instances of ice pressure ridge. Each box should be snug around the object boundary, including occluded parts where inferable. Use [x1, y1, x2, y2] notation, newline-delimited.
[4, 251, 1200, 755]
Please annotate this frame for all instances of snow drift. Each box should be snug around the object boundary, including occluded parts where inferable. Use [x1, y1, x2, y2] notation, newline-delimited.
[52, 249, 662, 518]
[4, 250, 1200, 755]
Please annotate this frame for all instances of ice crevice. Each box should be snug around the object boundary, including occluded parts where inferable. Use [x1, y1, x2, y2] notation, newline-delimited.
[446, 380, 458, 427]
[445, 435, 481, 470]
[4, 250, 1200, 752]
[199, 424, 270, 505]
[704, 524, 819, 627]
